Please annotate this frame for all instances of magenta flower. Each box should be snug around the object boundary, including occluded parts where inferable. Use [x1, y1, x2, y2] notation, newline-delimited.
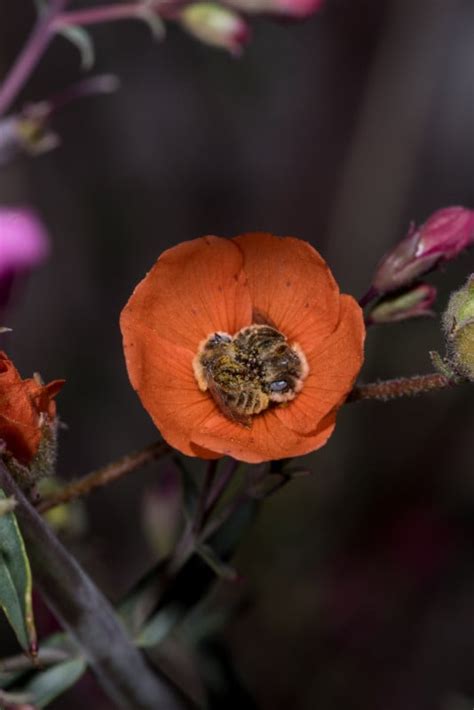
[0, 207, 50, 311]
[367, 207, 474, 300]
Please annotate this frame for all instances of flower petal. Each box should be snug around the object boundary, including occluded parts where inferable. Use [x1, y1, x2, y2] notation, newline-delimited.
[191, 406, 336, 463]
[122, 236, 252, 351]
[233, 233, 341, 352]
[275, 295, 365, 433]
[0, 351, 62, 463]
[121, 319, 220, 458]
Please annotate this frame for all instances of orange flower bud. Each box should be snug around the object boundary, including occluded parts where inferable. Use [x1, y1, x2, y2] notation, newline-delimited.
[0, 352, 64, 465]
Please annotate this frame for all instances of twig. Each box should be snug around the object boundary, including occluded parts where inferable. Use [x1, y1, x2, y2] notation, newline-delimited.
[349, 373, 454, 402]
[0, 0, 70, 117]
[0, 463, 193, 710]
[37, 440, 170, 513]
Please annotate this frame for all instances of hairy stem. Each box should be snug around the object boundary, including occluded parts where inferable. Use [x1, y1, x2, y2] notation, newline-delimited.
[38, 440, 170, 513]
[349, 373, 453, 402]
[0, 463, 192, 710]
[38, 372, 465, 512]
[0, 0, 70, 117]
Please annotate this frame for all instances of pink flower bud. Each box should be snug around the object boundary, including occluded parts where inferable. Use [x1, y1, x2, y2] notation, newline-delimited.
[179, 3, 250, 55]
[367, 283, 436, 325]
[371, 207, 474, 296]
[0, 207, 50, 310]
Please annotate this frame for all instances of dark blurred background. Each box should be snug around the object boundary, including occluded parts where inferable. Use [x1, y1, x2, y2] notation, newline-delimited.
[2, 0, 474, 708]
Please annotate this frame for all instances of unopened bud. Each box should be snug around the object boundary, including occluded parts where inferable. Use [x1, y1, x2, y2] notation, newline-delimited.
[371, 207, 474, 296]
[179, 3, 250, 55]
[224, 0, 324, 17]
[367, 283, 436, 325]
[441, 274, 474, 381]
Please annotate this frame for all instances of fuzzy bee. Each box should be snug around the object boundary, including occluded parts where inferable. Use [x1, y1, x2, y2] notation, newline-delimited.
[193, 325, 309, 426]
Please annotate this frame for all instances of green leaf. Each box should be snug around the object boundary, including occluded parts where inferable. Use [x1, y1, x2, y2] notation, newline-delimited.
[57, 25, 95, 70]
[21, 657, 87, 708]
[135, 606, 181, 648]
[0, 488, 36, 654]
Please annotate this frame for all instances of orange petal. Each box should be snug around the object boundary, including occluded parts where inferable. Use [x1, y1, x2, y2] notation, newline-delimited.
[121, 318, 220, 459]
[275, 295, 365, 434]
[122, 236, 252, 351]
[191, 407, 337, 464]
[233, 233, 341, 353]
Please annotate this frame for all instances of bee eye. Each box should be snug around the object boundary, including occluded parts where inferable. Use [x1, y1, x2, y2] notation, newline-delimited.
[268, 380, 288, 393]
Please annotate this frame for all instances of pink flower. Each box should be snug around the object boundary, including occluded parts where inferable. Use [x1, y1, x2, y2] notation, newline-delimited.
[369, 207, 474, 297]
[0, 207, 50, 310]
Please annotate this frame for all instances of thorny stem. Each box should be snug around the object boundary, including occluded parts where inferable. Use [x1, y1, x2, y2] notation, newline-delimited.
[0, 463, 192, 710]
[37, 440, 170, 513]
[0, 0, 70, 117]
[349, 372, 453, 402]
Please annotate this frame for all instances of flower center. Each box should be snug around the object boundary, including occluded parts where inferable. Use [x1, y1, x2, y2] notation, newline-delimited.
[193, 324, 309, 426]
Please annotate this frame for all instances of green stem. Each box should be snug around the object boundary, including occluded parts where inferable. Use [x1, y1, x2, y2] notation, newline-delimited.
[0, 463, 192, 710]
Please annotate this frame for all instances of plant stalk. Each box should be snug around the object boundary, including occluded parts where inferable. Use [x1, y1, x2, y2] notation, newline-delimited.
[0, 0, 70, 117]
[38, 440, 170, 513]
[0, 463, 192, 710]
[349, 373, 453, 402]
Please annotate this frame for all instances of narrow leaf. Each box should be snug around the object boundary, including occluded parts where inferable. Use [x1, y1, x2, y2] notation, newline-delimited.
[136, 607, 181, 648]
[21, 657, 86, 708]
[0, 488, 36, 654]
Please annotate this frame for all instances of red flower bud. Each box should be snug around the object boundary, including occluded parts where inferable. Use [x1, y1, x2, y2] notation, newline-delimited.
[371, 207, 474, 296]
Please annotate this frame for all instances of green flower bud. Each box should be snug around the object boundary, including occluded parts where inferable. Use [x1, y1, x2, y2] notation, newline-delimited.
[442, 274, 474, 380]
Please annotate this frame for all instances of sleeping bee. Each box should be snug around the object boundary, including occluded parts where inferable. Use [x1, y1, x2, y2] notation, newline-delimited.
[193, 325, 309, 426]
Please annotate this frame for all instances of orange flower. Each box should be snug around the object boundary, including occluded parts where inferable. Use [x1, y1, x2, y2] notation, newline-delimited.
[0, 352, 64, 464]
[121, 233, 365, 463]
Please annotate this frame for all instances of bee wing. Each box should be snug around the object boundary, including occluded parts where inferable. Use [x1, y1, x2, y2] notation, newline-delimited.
[206, 376, 251, 428]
